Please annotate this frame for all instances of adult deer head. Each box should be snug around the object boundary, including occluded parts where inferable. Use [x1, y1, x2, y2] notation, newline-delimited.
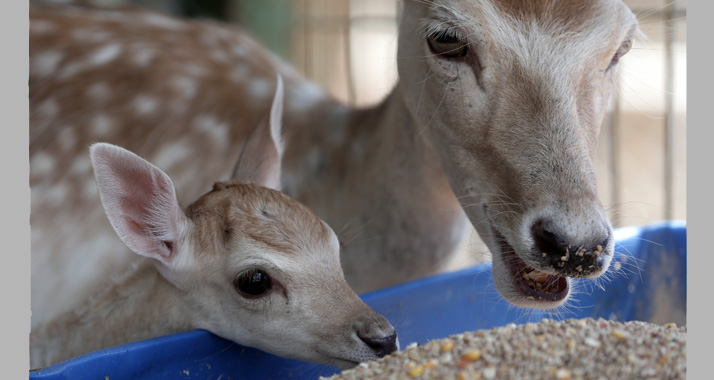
[398, 0, 639, 308]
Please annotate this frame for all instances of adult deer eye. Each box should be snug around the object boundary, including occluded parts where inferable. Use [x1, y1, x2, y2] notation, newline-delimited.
[427, 30, 468, 58]
[607, 39, 632, 71]
[233, 269, 272, 298]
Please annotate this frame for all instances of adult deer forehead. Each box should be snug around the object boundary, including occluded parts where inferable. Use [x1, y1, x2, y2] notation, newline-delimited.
[423, 0, 638, 62]
[487, 0, 632, 26]
[426, 0, 636, 27]
[185, 181, 333, 257]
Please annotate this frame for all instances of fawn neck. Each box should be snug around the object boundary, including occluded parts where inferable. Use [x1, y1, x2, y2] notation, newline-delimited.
[30, 260, 192, 369]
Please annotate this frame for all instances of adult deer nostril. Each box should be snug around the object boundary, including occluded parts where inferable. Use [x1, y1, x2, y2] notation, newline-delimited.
[359, 332, 398, 358]
[531, 220, 567, 258]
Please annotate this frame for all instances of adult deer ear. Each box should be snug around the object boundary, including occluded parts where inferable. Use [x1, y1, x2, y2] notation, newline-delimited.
[90, 143, 188, 265]
[232, 75, 285, 190]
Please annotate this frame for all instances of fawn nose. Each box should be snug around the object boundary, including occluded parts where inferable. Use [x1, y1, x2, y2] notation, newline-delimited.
[530, 219, 610, 276]
[359, 332, 398, 358]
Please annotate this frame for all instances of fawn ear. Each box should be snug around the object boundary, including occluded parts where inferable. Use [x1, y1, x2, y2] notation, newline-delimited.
[90, 143, 187, 265]
[232, 75, 285, 190]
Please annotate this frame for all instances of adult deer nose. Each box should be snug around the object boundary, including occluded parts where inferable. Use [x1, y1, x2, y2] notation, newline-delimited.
[358, 332, 398, 358]
[530, 219, 610, 276]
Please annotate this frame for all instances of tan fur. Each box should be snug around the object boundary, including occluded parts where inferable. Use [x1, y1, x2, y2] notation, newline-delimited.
[30, 148, 398, 370]
[30, 78, 399, 369]
[30, 262, 192, 367]
[186, 180, 332, 256]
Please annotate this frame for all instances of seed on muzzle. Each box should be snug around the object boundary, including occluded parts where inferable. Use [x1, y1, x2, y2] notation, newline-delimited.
[527, 271, 548, 283]
[521, 267, 561, 293]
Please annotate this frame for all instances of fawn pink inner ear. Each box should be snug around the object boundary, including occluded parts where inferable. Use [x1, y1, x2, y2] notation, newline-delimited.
[91, 143, 186, 264]
[122, 211, 174, 261]
[108, 172, 181, 262]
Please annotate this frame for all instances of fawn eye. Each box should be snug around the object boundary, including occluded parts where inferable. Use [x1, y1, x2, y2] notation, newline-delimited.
[607, 39, 632, 71]
[233, 269, 272, 298]
[427, 29, 468, 58]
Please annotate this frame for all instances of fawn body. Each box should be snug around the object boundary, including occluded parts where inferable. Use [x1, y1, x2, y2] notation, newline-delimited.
[30, 80, 398, 369]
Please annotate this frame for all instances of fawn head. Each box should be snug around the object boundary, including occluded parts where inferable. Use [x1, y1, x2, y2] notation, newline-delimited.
[89, 78, 398, 369]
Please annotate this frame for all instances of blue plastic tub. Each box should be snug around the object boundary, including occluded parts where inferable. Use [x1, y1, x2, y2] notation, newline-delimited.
[30, 221, 686, 380]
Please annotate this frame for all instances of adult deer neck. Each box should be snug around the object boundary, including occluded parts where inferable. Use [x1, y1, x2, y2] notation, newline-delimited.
[30, 261, 193, 369]
[281, 82, 453, 211]
[281, 82, 468, 293]
[346, 82, 456, 200]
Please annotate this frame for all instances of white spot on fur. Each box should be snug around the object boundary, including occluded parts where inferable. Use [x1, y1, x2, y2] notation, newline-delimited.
[132, 48, 156, 67]
[193, 114, 229, 145]
[92, 114, 114, 136]
[210, 50, 229, 64]
[288, 82, 326, 111]
[172, 76, 198, 99]
[141, 13, 185, 30]
[87, 82, 111, 102]
[45, 183, 70, 205]
[230, 66, 250, 82]
[73, 29, 113, 43]
[58, 127, 77, 152]
[132, 95, 159, 116]
[231, 45, 247, 58]
[32, 50, 64, 77]
[184, 64, 207, 77]
[57, 61, 85, 79]
[153, 141, 192, 170]
[69, 157, 92, 176]
[36, 98, 59, 119]
[89, 44, 122, 66]
[249, 78, 271, 99]
[30, 20, 55, 35]
[31, 152, 55, 178]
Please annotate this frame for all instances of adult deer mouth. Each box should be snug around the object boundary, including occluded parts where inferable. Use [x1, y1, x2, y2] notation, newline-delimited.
[494, 229, 570, 303]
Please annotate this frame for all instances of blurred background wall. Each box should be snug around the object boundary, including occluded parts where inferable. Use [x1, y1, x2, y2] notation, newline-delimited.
[39, 0, 687, 268]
